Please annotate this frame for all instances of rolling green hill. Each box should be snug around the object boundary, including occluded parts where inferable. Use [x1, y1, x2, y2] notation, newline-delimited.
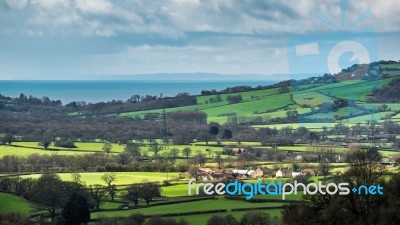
[117, 76, 400, 125]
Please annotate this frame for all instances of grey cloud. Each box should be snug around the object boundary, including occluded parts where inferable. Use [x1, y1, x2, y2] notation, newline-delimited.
[1, 0, 399, 38]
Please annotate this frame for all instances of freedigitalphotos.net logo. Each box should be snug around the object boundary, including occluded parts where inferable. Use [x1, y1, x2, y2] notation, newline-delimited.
[287, 0, 381, 122]
[188, 179, 383, 200]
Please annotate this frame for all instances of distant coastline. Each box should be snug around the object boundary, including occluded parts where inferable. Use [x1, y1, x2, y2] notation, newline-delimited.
[0, 80, 275, 104]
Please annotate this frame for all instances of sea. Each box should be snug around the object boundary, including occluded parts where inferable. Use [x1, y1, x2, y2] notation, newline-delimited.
[0, 80, 274, 104]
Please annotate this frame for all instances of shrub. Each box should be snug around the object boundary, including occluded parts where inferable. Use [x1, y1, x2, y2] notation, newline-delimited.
[54, 140, 77, 148]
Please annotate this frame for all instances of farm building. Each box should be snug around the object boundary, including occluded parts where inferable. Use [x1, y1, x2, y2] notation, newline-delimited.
[251, 168, 274, 178]
[276, 168, 293, 178]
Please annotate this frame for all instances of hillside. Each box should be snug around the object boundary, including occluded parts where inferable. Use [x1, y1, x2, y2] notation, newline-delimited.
[114, 61, 400, 125]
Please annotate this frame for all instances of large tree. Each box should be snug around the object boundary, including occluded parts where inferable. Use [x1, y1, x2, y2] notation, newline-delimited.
[62, 193, 90, 225]
[39, 138, 52, 150]
[124, 184, 141, 207]
[88, 185, 107, 210]
[140, 183, 161, 205]
[28, 174, 68, 222]
[192, 153, 206, 167]
[1, 133, 14, 145]
[125, 143, 141, 157]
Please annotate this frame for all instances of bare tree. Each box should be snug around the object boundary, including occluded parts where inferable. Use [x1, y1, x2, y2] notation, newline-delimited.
[101, 173, 117, 186]
[214, 152, 224, 169]
[169, 148, 180, 160]
[88, 185, 107, 210]
[319, 163, 331, 178]
[149, 142, 162, 157]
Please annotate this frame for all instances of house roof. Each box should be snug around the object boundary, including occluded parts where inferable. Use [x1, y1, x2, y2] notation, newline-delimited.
[278, 168, 293, 174]
[257, 168, 272, 173]
[198, 168, 213, 173]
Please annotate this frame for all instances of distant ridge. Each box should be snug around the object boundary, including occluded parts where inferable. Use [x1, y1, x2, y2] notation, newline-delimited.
[90, 73, 287, 81]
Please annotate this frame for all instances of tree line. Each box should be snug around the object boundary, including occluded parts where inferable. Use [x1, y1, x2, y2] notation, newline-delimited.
[282, 147, 400, 225]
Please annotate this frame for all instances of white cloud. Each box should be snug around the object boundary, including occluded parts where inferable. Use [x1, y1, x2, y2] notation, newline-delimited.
[75, 0, 113, 14]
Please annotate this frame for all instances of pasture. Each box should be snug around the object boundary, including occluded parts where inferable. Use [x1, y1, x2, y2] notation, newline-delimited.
[0, 192, 35, 216]
[19, 172, 182, 186]
[91, 196, 285, 218]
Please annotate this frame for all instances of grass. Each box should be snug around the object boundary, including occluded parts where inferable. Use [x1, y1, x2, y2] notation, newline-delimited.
[145, 144, 223, 157]
[0, 144, 93, 158]
[304, 107, 364, 120]
[19, 172, 182, 186]
[318, 79, 390, 101]
[91, 196, 284, 218]
[105, 78, 400, 127]
[0, 192, 35, 216]
[294, 80, 365, 94]
[119, 101, 227, 118]
[0, 142, 129, 158]
[342, 112, 393, 123]
[16, 142, 125, 153]
[274, 145, 347, 153]
[361, 103, 400, 111]
[208, 107, 312, 124]
[202, 94, 292, 117]
[293, 91, 331, 107]
[119, 92, 292, 124]
[197, 88, 280, 104]
[162, 184, 195, 197]
[116, 87, 282, 119]
[252, 123, 339, 130]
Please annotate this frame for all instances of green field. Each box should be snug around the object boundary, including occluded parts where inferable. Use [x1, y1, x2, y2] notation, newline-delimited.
[16, 142, 125, 152]
[0, 192, 35, 216]
[342, 112, 393, 123]
[319, 79, 389, 101]
[0, 142, 224, 158]
[0, 142, 128, 158]
[144, 144, 223, 157]
[120, 91, 292, 123]
[252, 123, 339, 130]
[293, 91, 331, 107]
[0, 144, 93, 157]
[102, 77, 400, 128]
[197, 88, 280, 104]
[275, 145, 347, 152]
[19, 172, 182, 186]
[91, 196, 284, 218]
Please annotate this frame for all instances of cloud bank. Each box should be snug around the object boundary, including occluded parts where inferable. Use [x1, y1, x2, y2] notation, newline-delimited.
[0, 0, 399, 79]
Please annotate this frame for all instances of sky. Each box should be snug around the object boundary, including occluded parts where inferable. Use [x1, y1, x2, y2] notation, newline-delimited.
[0, 0, 399, 80]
